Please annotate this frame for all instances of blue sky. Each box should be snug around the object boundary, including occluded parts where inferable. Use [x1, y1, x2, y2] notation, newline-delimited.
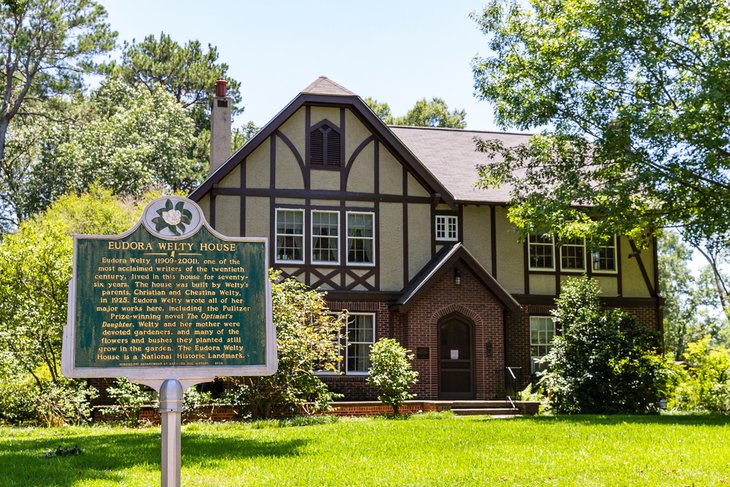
[100, 0, 499, 131]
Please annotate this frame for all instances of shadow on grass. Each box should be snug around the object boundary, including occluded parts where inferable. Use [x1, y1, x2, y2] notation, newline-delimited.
[510, 413, 730, 426]
[0, 430, 308, 487]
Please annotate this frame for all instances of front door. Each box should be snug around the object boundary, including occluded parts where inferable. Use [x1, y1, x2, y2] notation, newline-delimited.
[439, 317, 474, 399]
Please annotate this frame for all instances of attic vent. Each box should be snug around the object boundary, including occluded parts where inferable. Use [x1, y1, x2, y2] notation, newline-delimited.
[310, 121, 341, 167]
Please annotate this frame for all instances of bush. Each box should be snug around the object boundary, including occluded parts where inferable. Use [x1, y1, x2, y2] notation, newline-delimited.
[34, 379, 98, 426]
[106, 378, 158, 426]
[227, 271, 346, 419]
[367, 338, 419, 415]
[670, 337, 730, 413]
[540, 277, 673, 414]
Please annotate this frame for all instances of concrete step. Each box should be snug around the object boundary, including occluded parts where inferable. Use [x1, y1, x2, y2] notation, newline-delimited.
[450, 400, 514, 409]
[451, 407, 519, 416]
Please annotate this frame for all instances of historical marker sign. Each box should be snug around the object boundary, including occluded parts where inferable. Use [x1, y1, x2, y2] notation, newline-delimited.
[62, 196, 277, 380]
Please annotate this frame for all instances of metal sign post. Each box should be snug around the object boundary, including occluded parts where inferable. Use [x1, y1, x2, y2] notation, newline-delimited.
[62, 196, 277, 486]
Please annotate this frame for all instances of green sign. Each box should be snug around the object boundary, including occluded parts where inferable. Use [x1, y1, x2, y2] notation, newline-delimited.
[62, 196, 276, 379]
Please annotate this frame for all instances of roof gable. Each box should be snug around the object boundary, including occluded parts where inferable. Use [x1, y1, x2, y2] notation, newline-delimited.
[189, 78, 454, 206]
[393, 243, 522, 314]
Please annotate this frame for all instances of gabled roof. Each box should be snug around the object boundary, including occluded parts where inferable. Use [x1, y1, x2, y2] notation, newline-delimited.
[301, 76, 355, 96]
[393, 243, 522, 314]
[189, 77, 454, 206]
[390, 126, 531, 204]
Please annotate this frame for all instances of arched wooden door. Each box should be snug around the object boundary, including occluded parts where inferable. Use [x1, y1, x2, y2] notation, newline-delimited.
[438, 317, 474, 399]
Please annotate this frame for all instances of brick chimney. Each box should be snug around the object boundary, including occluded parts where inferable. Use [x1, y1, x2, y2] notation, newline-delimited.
[210, 79, 232, 174]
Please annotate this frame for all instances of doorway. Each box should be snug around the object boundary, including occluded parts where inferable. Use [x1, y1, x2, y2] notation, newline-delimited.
[438, 317, 474, 399]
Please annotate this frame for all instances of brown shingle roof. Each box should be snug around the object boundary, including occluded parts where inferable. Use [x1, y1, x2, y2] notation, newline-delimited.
[390, 126, 531, 204]
[301, 76, 355, 96]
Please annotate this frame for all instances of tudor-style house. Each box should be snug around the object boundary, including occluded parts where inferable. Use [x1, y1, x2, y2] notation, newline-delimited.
[190, 77, 662, 400]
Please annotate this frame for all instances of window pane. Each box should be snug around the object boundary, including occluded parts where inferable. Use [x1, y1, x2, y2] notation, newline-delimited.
[592, 237, 616, 272]
[312, 211, 339, 263]
[347, 213, 374, 264]
[276, 210, 304, 262]
[560, 238, 585, 270]
[529, 234, 554, 269]
[346, 315, 374, 373]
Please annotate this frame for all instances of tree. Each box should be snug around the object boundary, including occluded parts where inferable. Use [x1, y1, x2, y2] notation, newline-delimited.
[0, 0, 115, 230]
[0, 186, 150, 424]
[540, 277, 671, 414]
[659, 231, 729, 359]
[367, 338, 419, 415]
[227, 271, 346, 419]
[365, 97, 467, 128]
[29, 78, 204, 200]
[113, 32, 242, 130]
[471, 0, 729, 248]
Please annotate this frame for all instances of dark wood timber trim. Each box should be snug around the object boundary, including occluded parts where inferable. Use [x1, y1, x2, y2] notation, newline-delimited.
[340, 108, 346, 171]
[210, 186, 432, 204]
[490, 205, 497, 278]
[457, 205, 464, 243]
[305, 106, 311, 166]
[523, 240, 530, 295]
[274, 130, 305, 174]
[402, 164, 409, 287]
[617, 236, 623, 296]
[269, 133, 277, 265]
[430, 204, 436, 258]
[374, 139, 380, 290]
[209, 184, 218, 228]
[240, 158, 246, 236]
[513, 294, 663, 308]
[628, 239, 657, 297]
[325, 291, 402, 302]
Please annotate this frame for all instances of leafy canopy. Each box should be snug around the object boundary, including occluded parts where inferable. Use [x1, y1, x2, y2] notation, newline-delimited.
[540, 277, 671, 414]
[365, 97, 467, 128]
[471, 0, 729, 245]
[0, 0, 115, 229]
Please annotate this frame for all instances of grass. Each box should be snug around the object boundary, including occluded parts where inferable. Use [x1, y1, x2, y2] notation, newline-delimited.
[1, 414, 729, 486]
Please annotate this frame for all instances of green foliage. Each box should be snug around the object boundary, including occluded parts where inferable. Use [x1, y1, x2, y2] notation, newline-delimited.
[671, 337, 730, 413]
[0, 0, 115, 229]
[50, 78, 204, 197]
[227, 271, 345, 419]
[366, 338, 419, 415]
[33, 378, 98, 427]
[540, 277, 672, 414]
[113, 32, 242, 127]
[365, 97, 467, 128]
[0, 187, 150, 424]
[105, 378, 158, 426]
[659, 231, 729, 359]
[472, 0, 730, 246]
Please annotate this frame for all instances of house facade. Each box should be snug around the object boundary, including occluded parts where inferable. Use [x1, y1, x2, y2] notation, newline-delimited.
[190, 77, 662, 400]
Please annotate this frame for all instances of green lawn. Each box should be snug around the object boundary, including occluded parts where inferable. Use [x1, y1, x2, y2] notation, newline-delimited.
[1, 414, 729, 486]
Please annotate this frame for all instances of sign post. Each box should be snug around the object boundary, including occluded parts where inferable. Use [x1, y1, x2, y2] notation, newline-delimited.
[62, 196, 276, 487]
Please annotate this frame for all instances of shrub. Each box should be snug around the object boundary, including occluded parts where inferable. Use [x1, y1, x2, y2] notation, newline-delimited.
[670, 337, 730, 413]
[227, 271, 346, 419]
[540, 277, 673, 414]
[367, 338, 419, 415]
[106, 378, 158, 426]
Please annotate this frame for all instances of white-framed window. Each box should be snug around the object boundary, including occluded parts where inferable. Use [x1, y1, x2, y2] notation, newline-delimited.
[275, 209, 304, 264]
[528, 234, 555, 271]
[346, 211, 375, 265]
[346, 313, 375, 374]
[435, 215, 458, 241]
[560, 237, 586, 272]
[530, 316, 555, 373]
[592, 236, 617, 273]
[311, 210, 339, 264]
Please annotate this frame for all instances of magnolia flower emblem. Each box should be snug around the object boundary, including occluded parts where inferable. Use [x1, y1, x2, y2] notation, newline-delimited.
[152, 199, 193, 235]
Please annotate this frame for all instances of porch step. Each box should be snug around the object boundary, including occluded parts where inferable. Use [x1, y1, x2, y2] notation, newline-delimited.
[451, 407, 519, 416]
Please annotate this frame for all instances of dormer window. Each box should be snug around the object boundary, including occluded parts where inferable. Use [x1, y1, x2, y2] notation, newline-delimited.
[310, 120, 341, 167]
